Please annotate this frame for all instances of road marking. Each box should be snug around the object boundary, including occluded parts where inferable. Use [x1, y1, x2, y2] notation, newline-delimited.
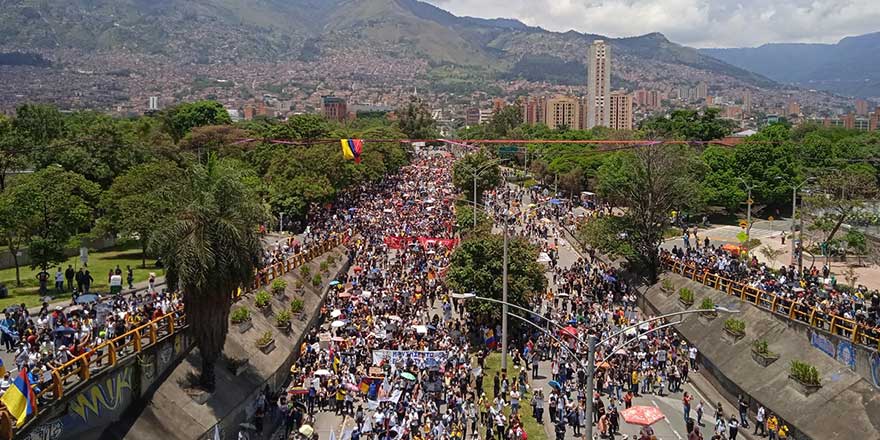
[653, 399, 683, 440]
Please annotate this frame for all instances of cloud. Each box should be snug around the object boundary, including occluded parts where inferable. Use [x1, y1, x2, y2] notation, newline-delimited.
[426, 0, 880, 47]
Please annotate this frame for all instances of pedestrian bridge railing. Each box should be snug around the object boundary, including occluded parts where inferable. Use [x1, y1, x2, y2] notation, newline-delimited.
[662, 256, 880, 351]
[0, 235, 347, 436]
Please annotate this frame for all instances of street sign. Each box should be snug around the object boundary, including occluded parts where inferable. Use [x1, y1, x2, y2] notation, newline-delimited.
[498, 146, 519, 154]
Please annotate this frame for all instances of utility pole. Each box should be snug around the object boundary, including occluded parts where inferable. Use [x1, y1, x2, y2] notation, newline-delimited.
[279, 212, 284, 233]
[473, 175, 478, 229]
[584, 335, 596, 440]
[501, 186, 510, 372]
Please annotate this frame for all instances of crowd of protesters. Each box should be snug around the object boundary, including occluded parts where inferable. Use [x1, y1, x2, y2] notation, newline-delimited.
[660, 239, 880, 347]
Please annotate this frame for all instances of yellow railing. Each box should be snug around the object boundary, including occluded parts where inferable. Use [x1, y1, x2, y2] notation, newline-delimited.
[663, 256, 880, 351]
[2, 234, 348, 433]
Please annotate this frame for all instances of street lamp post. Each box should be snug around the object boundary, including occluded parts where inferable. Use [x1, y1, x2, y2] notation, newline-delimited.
[471, 159, 507, 229]
[737, 177, 756, 245]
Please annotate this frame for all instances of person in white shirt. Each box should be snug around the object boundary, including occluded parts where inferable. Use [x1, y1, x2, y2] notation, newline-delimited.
[754, 405, 766, 436]
[0, 373, 11, 392]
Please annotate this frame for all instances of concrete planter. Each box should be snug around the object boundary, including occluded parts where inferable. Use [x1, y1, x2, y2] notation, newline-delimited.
[751, 349, 779, 367]
[789, 375, 821, 396]
[258, 304, 272, 317]
[679, 299, 694, 309]
[258, 338, 276, 355]
[186, 388, 212, 405]
[235, 320, 253, 334]
[722, 328, 744, 344]
[276, 323, 291, 335]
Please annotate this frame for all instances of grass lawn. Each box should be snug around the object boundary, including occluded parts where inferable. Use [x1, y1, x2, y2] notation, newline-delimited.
[478, 353, 548, 440]
[0, 243, 163, 309]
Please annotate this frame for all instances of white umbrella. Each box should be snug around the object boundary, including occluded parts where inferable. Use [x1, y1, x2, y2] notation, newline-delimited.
[386, 315, 402, 322]
[330, 309, 343, 318]
[299, 425, 315, 437]
[331, 320, 346, 328]
[361, 291, 372, 298]
[556, 292, 569, 297]
[314, 369, 332, 376]
[413, 325, 428, 334]
[537, 252, 551, 263]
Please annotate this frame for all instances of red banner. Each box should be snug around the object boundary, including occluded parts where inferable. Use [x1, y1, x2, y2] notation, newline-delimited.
[384, 236, 459, 250]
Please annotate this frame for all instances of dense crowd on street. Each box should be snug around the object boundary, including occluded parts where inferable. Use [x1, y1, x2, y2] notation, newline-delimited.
[660, 240, 880, 347]
[247, 155, 793, 440]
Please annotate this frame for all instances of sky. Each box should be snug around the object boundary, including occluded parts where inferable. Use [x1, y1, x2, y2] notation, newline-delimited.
[426, 0, 880, 48]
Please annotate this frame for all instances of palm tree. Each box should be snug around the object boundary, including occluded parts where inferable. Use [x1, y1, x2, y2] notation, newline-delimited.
[150, 155, 267, 390]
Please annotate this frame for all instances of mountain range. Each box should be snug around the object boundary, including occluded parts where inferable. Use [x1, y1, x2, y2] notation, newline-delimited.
[0, 0, 775, 96]
[701, 32, 880, 98]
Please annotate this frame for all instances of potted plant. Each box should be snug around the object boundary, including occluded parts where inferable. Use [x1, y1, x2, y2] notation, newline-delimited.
[698, 298, 717, 323]
[271, 278, 288, 297]
[275, 309, 292, 333]
[295, 279, 305, 295]
[678, 288, 695, 309]
[227, 357, 249, 376]
[722, 318, 746, 343]
[789, 360, 821, 396]
[291, 298, 305, 319]
[320, 260, 330, 275]
[256, 331, 276, 354]
[661, 279, 674, 295]
[300, 265, 311, 279]
[327, 254, 336, 265]
[255, 290, 272, 315]
[312, 273, 323, 288]
[230, 307, 253, 333]
[751, 339, 779, 367]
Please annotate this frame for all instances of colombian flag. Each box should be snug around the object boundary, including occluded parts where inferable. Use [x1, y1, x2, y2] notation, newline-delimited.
[1, 368, 37, 426]
[341, 139, 364, 164]
[484, 329, 497, 349]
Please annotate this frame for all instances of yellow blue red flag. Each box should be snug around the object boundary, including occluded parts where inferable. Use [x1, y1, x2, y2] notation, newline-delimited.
[1, 368, 37, 426]
[341, 139, 364, 164]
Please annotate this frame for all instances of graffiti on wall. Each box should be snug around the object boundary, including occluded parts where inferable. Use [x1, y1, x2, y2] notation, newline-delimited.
[872, 353, 880, 389]
[810, 331, 835, 358]
[835, 341, 856, 370]
[69, 365, 133, 422]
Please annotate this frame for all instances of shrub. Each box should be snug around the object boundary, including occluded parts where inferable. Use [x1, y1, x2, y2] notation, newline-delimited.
[312, 274, 323, 287]
[295, 280, 304, 290]
[679, 288, 694, 303]
[255, 290, 271, 308]
[326, 254, 336, 265]
[275, 309, 292, 326]
[724, 318, 746, 335]
[752, 339, 773, 355]
[290, 298, 305, 313]
[256, 331, 274, 347]
[271, 278, 287, 294]
[790, 360, 820, 385]
[699, 298, 715, 311]
[661, 279, 674, 291]
[300, 265, 311, 279]
[320, 261, 330, 273]
[230, 308, 251, 324]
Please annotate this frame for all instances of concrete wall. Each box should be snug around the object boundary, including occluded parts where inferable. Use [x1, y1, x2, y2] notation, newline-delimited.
[115, 245, 351, 440]
[640, 273, 880, 440]
[18, 331, 194, 440]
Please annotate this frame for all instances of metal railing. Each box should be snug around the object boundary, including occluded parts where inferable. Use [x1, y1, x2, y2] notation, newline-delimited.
[4, 235, 348, 434]
[662, 255, 880, 351]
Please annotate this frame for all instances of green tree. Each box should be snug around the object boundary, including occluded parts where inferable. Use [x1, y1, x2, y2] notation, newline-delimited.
[596, 145, 704, 281]
[559, 167, 584, 196]
[270, 114, 331, 141]
[446, 234, 547, 321]
[806, 164, 879, 251]
[639, 108, 736, 141]
[13, 103, 64, 147]
[700, 146, 745, 212]
[162, 101, 232, 143]
[396, 96, 438, 139]
[486, 106, 523, 138]
[99, 161, 185, 267]
[577, 215, 636, 260]
[455, 204, 492, 236]
[149, 156, 267, 390]
[452, 152, 501, 206]
[732, 124, 802, 205]
[4, 166, 101, 271]
[0, 116, 30, 191]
